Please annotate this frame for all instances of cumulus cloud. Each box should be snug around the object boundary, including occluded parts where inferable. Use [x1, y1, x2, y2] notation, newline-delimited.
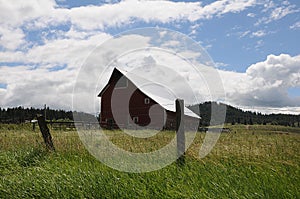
[224, 54, 300, 109]
[247, 54, 300, 87]
[27, 33, 111, 66]
[0, 65, 76, 110]
[0, 33, 112, 68]
[0, 26, 26, 50]
[0, 0, 57, 26]
[0, 0, 64, 50]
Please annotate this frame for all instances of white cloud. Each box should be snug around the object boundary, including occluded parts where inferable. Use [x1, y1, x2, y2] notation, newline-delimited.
[27, 33, 112, 67]
[0, 65, 76, 110]
[0, 51, 25, 63]
[255, 40, 264, 49]
[290, 21, 300, 30]
[261, 0, 276, 13]
[240, 30, 250, 38]
[199, 0, 257, 18]
[228, 29, 269, 39]
[256, 1, 299, 25]
[189, 23, 202, 37]
[0, 26, 25, 50]
[269, 5, 298, 21]
[0, 0, 57, 26]
[0, 0, 65, 50]
[0, 32, 112, 68]
[226, 30, 250, 38]
[223, 54, 300, 109]
[251, 30, 266, 37]
[62, 1, 203, 30]
[246, 54, 300, 88]
[65, 0, 258, 30]
[1, 0, 258, 31]
[215, 62, 229, 68]
[0, 0, 258, 51]
[247, 13, 255, 17]
[238, 105, 300, 115]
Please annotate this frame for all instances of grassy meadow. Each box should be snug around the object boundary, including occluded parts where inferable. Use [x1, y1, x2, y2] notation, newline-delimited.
[0, 123, 299, 198]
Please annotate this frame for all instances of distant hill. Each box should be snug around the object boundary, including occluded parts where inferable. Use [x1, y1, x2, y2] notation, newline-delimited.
[189, 102, 300, 127]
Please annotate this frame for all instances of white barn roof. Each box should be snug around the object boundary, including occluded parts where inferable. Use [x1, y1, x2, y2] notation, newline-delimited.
[116, 67, 200, 119]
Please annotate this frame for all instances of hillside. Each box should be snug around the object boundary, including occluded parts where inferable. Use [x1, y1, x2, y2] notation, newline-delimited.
[189, 102, 300, 127]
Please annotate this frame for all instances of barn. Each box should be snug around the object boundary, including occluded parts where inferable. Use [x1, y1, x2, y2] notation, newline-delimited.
[98, 67, 200, 130]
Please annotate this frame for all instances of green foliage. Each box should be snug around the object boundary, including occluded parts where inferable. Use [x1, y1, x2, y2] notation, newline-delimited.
[0, 106, 74, 123]
[0, 125, 300, 198]
[189, 102, 300, 127]
[0, 106, 97, 124]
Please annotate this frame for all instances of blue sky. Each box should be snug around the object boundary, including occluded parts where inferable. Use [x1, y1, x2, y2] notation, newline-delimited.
[54, 0, 300, 73]
[0, 0, 299, 114]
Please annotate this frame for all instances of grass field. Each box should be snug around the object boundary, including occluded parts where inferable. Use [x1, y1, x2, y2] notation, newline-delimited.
[0, 124, 299, 198]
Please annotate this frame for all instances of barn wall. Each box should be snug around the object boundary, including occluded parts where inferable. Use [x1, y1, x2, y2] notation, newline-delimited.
[100, 72, 166, 129]
[100, 70, 199, 131]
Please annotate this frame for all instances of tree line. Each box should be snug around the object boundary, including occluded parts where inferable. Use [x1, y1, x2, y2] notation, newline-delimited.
[189, 102, 300, 127]
[0, 106, 96, 123]
[1, 103, 299, 126]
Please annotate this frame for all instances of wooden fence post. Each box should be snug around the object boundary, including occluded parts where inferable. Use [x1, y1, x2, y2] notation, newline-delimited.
[176, 99, 185, 165]
[37, 114, 55, 151]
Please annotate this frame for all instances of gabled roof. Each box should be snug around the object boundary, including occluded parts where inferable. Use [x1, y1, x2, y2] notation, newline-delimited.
[98, 68, 123, 97]
[98, 67, 200, 119]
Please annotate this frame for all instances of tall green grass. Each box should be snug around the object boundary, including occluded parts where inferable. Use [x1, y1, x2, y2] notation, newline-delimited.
[0, 124, 299, 198]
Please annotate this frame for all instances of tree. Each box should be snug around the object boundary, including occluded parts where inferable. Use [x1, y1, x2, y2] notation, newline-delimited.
[249, 118, 253, 125]
[231, 119, 235, 125]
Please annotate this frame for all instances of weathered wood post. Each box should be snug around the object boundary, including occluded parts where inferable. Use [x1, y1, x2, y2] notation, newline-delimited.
[37, 114, 55, 151]
[176, 99, 185, 165]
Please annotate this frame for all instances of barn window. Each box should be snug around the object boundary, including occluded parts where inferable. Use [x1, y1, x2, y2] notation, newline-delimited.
[115, 76, 128, 88]
[133, 116, 139, 123]
[144, 98, 150, 104]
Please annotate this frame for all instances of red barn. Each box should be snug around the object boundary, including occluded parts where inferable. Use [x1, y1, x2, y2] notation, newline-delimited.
[98, 68, 200, 130]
